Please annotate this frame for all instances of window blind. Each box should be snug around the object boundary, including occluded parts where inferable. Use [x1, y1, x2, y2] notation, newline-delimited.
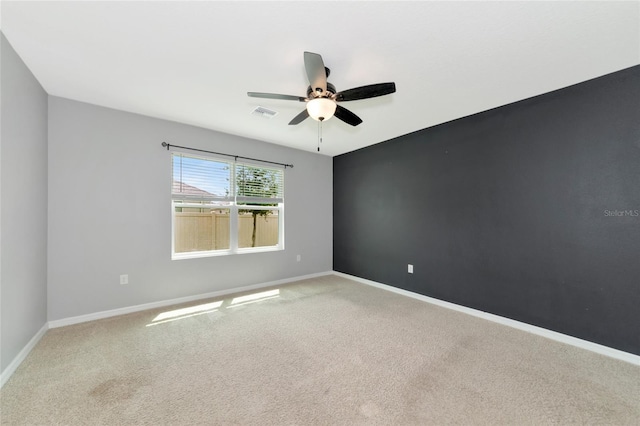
[172, 153, 232, 201]
[171, 153, 284, 203]
[235, 162, 284, 204]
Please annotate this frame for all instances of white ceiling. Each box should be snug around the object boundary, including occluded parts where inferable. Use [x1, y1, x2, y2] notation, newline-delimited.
[2, 1, 639, 156]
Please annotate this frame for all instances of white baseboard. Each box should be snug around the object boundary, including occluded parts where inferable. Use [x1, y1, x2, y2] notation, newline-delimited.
[334, 271, 640, 366]
[1, 323, 49, 388]
[49, 271, 333, 329]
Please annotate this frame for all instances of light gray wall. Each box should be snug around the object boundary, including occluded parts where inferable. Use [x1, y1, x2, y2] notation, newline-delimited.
[47, 97, 332, 321]
[1, 34, 49, 373]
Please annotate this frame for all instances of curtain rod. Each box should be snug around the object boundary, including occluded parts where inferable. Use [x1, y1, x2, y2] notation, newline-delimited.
[161, 142, 294, 169]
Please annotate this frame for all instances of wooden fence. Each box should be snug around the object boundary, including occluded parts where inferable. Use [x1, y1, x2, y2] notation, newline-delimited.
[174, 212, 279, 252]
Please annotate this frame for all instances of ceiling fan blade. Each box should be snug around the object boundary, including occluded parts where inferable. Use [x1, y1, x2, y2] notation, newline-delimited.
[247, 92, 306, 102]
[288, 109, 310, 125]
[334, 105, 363, 126]
[304, 51, 327, 94]
[335, 82, 396, 102]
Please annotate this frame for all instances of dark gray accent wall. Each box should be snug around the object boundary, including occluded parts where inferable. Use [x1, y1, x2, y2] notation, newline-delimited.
[334, 66, 640, 355]
[1, 33, 49, 374]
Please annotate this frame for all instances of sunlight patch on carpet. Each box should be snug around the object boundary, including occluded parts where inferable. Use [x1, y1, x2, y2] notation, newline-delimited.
[145, 289, 281, 326]
[147, 301, 223, 326]
[228, 289, 280, 308]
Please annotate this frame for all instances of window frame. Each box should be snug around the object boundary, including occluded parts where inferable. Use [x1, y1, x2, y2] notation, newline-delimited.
[170, 152, 284, 260]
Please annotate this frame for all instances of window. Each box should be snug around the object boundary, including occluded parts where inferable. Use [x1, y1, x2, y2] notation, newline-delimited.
[171, 152, 284, 259]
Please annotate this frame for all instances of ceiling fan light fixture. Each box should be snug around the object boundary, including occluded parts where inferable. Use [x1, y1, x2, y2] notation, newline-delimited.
[306, 98, 336, 121]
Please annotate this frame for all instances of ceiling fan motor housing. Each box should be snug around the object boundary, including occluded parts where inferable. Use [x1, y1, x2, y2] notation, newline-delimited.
[307, 82, 337, 99]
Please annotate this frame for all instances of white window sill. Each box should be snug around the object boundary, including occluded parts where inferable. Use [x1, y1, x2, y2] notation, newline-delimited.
[172, 245, 283, 261]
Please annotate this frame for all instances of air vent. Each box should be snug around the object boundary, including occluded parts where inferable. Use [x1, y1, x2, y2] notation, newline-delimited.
[251, 106, 278, 119]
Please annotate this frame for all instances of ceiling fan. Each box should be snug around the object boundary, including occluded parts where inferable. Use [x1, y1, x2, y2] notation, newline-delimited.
[248, 51, 396, 127]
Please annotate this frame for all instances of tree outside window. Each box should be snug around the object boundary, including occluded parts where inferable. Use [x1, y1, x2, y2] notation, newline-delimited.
[236, 165, 280, 248]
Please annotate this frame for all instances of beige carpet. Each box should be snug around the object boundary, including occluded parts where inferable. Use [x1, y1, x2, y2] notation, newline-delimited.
[1, 275, 639, 425]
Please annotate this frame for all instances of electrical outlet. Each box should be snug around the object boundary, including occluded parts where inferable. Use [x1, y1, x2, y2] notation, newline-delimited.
[408, 264, 413, 274]
[120, 274, 129, 285]
[296, 254, 301, 262]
